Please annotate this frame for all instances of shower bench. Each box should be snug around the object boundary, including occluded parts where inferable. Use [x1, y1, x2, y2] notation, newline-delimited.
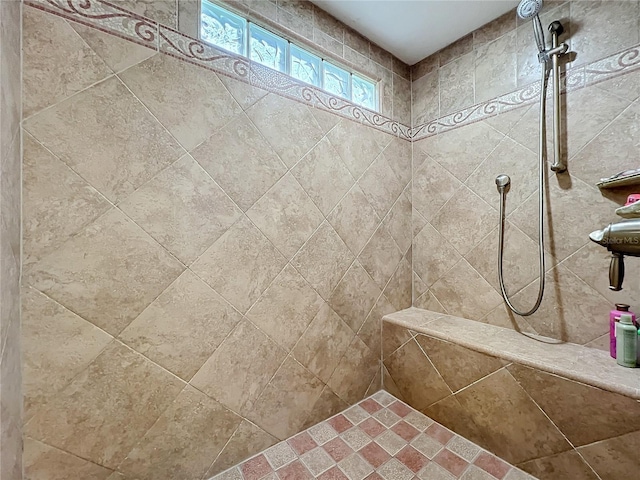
[381, 308, 640, 478]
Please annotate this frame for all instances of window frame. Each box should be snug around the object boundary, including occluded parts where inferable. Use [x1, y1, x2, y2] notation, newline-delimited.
[199, 0, 379, 111]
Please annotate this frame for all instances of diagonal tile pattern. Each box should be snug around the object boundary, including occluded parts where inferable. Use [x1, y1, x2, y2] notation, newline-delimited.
[211, 392, 535, 480]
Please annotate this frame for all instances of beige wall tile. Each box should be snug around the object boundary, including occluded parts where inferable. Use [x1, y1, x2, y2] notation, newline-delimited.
[384, 338, 451, 411]
[119, 54, 242, 151]
[358, 225, 403, 290]
[190, 319, 287, 415]
[247, 264, 324, 351]
[291, 137, 355, 216]
[383, 256, 412, 311]
[416, 335, 505, 393]
[247, 174, 324, 259]
[293, 304, 354, 383]
[217, 75, 268, 111]
[119, 155, 241, 264]
[247, 94, 324, 168]
[384, 193, 412, 255]
[118, 0, 177, 27]
[392, 74, 411, 124]
[358, 153, 404, 219]
[24, 76, 185, 203]
[24, 438, 113, 480]
[327, 336, 379, 405]
[25, 341, 185, 469]
[454, 369, 571, 465]
[508, 364, 640, 447]
[292, 222, 354, 300]
[412, 71, 439, 126]
[473, 11, 516, 49]
[412, 156, 462, 222]
[439, 53, 475, 116]
[412, 223, 461, 288]
[69, 23, 155, 74]
[382, 321, 413, 360]
[359, 294, 395, 353]
[25, 209, 184, 335]
[302, 386, 350, 430]
[206, 420, 277, 477]
[22, 287, 112, 420]
[327, 120, 392, 178]
[247, 357, 324, 440]
[22, 133, 110, 269]
[519, 449, 599, 480]
[190, 113, 287, 211]
[191, 215, 287, 313]
[578, 429, 640, 480]
[329, 261, 381, 333]
[118, 271, 241, 381]
[22, 8, 111, 118]
[382, 137, 412, 188]
[327, 185, 381, 256]
[118, 386, 242, 480]
[474, 32, 516, 103]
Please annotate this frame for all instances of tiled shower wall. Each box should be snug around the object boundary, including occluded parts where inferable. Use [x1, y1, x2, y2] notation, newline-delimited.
[411, 0, 640, 347]
[0, 1, 23, 479]
[20, 2, 410, 479]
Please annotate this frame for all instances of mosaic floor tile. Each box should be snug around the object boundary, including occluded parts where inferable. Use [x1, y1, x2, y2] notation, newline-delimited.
[210, 392, 537, 480]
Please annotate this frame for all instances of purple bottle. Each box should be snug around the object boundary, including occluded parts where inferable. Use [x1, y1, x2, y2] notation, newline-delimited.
[610, 304, 636, 358]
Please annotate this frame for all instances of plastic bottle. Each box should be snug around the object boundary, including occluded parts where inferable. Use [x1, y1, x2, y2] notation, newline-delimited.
[610, 304, 636, 358]
[616, 314, 637, 368]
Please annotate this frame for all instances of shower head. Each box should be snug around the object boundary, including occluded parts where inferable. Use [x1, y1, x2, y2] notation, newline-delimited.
[517, 0, 543, 19]
[517, 0, 546, 54]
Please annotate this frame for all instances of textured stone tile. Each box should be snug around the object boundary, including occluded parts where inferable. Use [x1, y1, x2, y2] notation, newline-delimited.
[303, 388, 350, 431]
[383, 193, 412, 255]
[118, 270, 240, 380]
[358, 225, 403, 290]
[23, 438, 113, 480]
[383, 256, 412, 311]
[375, 430, 406, 456]
[328, 336, 379, 405]
[119, 54, 241, 150]
[247, 94, 324, 168]
[446, 436, 480, 462]
[431, 186, 497, 256]
[411, 433, 444, 459]
[412, 71, 439, 126]
[247, 174, 324, 259]
[69, 22, 155, 73]
[264, 441, 298, 470]
[118, 0, 177, 26]
[508, 363, 640, 446]
[190, 319, 286, 415]
[417, 462, 456, 480]
[384, 339, 451, 411]
[460, 465, 497, 480]
[412, 223, 461, 288]
[342, 428, 372, 452]
[25, 341, 184, 468]
[301, 447, 335, 476]
[25, 209, 184, 335]
[415, 335, 504, 393]
[439, 53, 475, 116]
[454, 369, 571, 465]
[343, 406, 370, 426]
[292, 137, 355, 216]
[289, 432, 319, 456]
[412, 155, 462, 223]
[474, 452, 511, 480]
[328, 185, 380, 256]
[247, 264, 323, 351]
[119, 155, 241, 264]
[338, 453, 374, 480]
[190, 215, 287, 313]
[22, 8, 111, 118]
[292, 222, 354, 300]
[293, 304, 354, 383]
[248, 357, 324, 440]
[430, 259, 502, 322]
[22, 287, 112, 419]
[329, 261, 381, 333]
[240, 454, 273, 480]
[25, 76, 185, 202]
[373, 409, 402, 428]
[309, 422, 339, 446]
[474, 31, 516, 103]
[519, 449, 599, 480]
[207, 421, 277, 477]
[118, 386, 241, 480]
[359, 294, 395, 353]
[22, 133, 110, 269]
[358, 153, 404, 219]
[327, 120, 391, 178]
[277, 460, 314, 479]
[218, 74, 268, 110]
[433, 449, 469, 477]
[323, 437, 354, 463]
[191, 113, 286, 211]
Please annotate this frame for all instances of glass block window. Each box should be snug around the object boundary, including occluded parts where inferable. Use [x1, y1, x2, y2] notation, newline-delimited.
[323, 61, 351, 100]
[249, 24, 287, 72]
[201, 0, 246, 55]
[291, 44, 321, 87]
[200, 1, 378, 111]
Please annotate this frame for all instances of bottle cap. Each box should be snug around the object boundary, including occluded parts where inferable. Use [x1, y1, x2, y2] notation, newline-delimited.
[620, 313, 634, 324]
[615, 303, 630, 311]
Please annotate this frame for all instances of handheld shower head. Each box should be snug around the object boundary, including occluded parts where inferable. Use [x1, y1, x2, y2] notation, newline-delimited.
[517, 0, 543, 19]
[517, 0, 546, 54]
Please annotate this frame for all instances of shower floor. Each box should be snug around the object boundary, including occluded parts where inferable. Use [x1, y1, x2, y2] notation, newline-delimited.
[211, 391, 535, 480]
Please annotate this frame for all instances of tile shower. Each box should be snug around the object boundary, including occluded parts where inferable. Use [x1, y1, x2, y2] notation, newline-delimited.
[2, 1, 638, 480]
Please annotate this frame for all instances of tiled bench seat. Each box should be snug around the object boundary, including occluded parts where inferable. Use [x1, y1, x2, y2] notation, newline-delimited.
[382, 308, 640, 480]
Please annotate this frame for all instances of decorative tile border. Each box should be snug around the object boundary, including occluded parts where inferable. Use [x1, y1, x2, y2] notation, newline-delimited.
[23, 1, 640, 144]
[26, 0, 159, 50]
[25, 0, 411, 140]
[410, 44, 640, 141]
